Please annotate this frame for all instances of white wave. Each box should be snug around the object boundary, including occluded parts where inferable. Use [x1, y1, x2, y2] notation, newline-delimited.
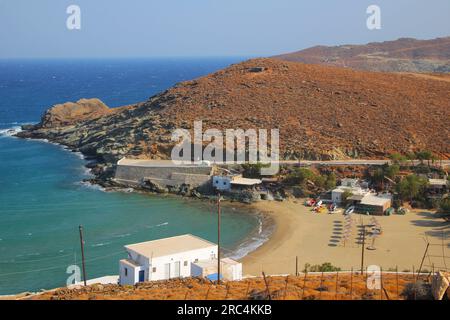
[0, 126, 22, 137]
[91, 242, 111, 247]
[145, 222, 169, 229]
[113, 233, 131, 239]
[78, 180, 106, 192]
[226, 214, 274, 260]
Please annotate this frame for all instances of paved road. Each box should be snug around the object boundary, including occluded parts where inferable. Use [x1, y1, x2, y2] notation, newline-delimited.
[279, 159, 450, 166]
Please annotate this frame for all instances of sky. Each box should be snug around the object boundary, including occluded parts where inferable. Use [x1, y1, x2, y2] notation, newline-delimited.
[0, 0, 449, 58]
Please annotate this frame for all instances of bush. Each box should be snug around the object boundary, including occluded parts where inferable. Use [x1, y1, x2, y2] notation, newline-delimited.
[439, 197, 450, 214]
[303, 262, 341, 272]
[401, 281, 433, 300]
[284, 168, 315, 185]
[241, 163, 270, 178]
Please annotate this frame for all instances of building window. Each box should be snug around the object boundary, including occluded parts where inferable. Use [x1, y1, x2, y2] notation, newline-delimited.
[152, 267, 157, 272]
[124, 267, 128, 276]
[184, 261, 188, 267]
[194, 258, 199, 263]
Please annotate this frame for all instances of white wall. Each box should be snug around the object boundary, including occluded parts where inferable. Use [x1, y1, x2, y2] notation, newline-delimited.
[149, 246, 218, 281]
[119, 261, 144, 285]
[213, 176, 231, 191]
[122, 245, 218, 284]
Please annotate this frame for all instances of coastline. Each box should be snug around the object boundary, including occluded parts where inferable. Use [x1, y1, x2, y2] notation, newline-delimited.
[242, 200, 449, 276]
[3, 127, 273, 265]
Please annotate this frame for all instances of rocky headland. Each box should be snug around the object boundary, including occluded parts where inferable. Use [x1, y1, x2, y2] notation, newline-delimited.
[17, 58, 450, 187]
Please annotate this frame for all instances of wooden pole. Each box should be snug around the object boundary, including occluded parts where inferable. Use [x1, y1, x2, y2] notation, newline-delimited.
[413, 265, 417, 300]
[360, 225, 366, 273]
[295, 256, 298, 276]
[396, 266, 399, 299]
[217, 192, 221, 285]
[349, 268, 353, 300]
[78, 225, 87, 286]
[283, 275, 289, 300]
[416, 243, 430, 282]
[301, 269, 308, 300]
[380, 267, 383, 300]
[262, 272, 271, 300]
[244, 281, 250, 300]
[319, 271, 324, 300]
[335, 271, 339, 300]
[205, 285, 211, 300]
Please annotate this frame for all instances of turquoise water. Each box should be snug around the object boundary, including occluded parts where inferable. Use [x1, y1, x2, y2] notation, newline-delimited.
[0, 136, 260, 294]
[0, 58, 262, 295]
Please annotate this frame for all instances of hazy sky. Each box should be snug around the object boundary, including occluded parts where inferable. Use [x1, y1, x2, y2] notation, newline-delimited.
[1, 0, 449, 58]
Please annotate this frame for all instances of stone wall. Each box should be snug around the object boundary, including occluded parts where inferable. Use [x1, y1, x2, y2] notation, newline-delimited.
[114, 164, 213, 189]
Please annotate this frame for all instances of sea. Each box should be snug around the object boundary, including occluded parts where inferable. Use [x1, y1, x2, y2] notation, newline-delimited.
[0, 58, 270, 295]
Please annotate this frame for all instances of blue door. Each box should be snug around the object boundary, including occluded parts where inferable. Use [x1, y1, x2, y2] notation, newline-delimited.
[139, 270, 145, 282]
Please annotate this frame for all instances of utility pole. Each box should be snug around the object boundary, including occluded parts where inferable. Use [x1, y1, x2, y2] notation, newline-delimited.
[217, 192, 221, 284]
[79, 225, 87, 286]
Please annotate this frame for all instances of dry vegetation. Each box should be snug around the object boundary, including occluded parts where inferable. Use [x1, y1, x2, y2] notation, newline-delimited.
[29, 273, 424, 300]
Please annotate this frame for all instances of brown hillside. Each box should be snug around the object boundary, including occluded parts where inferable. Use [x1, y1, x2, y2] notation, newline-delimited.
[274, 37, 450, 73]
[135, 58, 450, 159]
[18, 58, 450, 167]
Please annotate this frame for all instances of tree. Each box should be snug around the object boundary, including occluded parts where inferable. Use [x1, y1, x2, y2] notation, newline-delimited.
[341, 190, 353, 207]
[396, 174, 428, 203]
[406, 152, 416, 166]
[384, 164, 400, 179]
[372, 168, 385, 189]
[416, 150, 433, 167]
[241, 163, 269, 178]
[325, 172, 337, 190]
[389, 153, 407, 165]
[284, 167, 315, 185]
[439, 197, 450, 215]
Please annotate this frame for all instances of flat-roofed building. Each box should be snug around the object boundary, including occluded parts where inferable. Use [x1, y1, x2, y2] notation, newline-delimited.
[119, 234, 242, 285]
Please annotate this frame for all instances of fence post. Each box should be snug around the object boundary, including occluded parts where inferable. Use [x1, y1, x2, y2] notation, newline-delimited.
[295, 256, 298, 276]
[396, 266, 399, 299]
[205, 285, 211, 300]
[224, 284, 230, 300]
[283, 275, 289, 300]
[413, 265, 417, 300]
[244, 281, 250, 300]
[301, 270, 308, 300]
[319, 271, 324, 300]
[350, 268, 353, 300]
[380, 267, 383, 300]
[335, 271, 339, 300]
[262, 272, 272, 300]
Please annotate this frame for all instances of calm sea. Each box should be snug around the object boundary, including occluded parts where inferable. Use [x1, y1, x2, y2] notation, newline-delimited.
[0, 58, 267, 295]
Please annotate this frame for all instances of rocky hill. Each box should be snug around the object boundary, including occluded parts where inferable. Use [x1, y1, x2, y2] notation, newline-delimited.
[274, 37, 450, 73]
[17, 58, 450, 182]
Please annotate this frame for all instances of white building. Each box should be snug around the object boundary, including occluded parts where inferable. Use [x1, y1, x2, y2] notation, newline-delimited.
[119, 234, 242, 285]
[213, 174, 262, 192]
[331, 186, 369, 204]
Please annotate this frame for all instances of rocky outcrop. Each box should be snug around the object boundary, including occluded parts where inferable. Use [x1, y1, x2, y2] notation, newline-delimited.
[274, 36, 450, 73]
[39, 98, 113, 128]
[17, 58, 450, 185]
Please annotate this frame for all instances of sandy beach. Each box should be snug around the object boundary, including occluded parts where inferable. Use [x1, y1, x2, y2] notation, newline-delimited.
[242, 200, 449, 276]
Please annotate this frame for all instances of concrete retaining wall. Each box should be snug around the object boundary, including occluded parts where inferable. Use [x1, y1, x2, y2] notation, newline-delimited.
[114, 164, 213, 189]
